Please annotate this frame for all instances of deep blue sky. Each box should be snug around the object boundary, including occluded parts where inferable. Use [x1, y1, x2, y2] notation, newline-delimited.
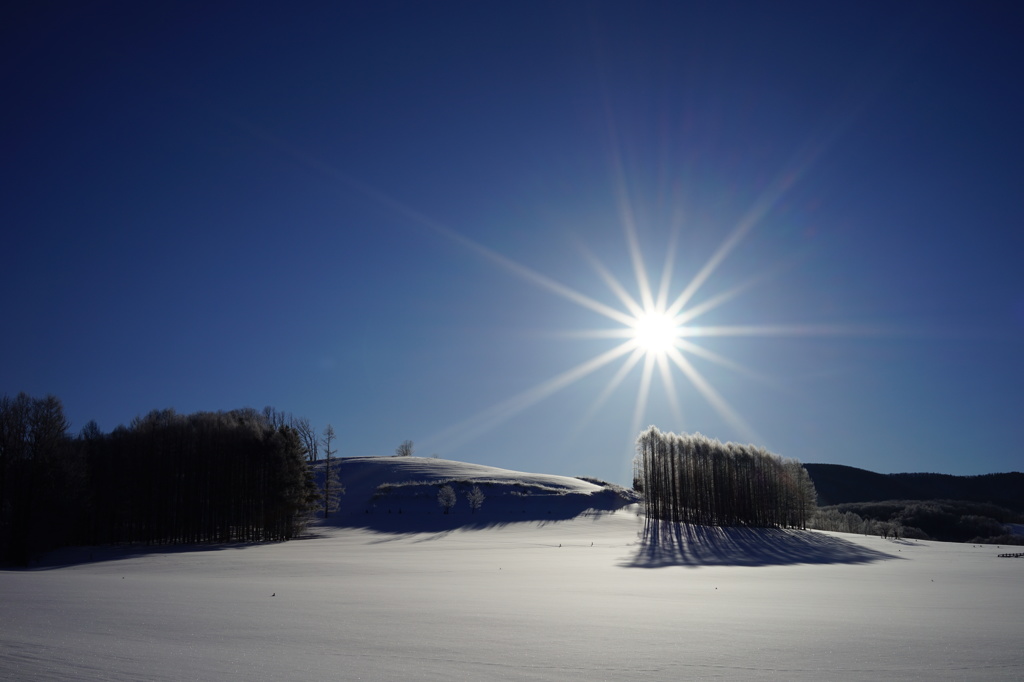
[4, 1, 1022, 482]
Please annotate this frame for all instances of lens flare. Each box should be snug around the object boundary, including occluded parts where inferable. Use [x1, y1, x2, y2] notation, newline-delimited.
[224, 102, 883, 460]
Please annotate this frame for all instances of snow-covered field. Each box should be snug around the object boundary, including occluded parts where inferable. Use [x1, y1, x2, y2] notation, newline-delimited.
[2, 458, 1022, 680]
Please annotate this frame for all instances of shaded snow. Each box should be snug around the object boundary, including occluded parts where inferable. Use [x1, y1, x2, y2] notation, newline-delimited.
[2, 458, 1022, 680]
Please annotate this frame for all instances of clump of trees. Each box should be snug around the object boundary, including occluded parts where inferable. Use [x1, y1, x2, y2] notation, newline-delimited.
[634, 426, 817, 529]
[0, 393, 320, 565]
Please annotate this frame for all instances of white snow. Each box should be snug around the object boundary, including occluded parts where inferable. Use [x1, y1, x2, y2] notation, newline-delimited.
[2, 458, 1021, 680]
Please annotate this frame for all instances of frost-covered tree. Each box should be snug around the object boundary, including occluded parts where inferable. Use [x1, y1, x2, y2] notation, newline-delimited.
[467, 485, 485, 513]
[321, 424, 344, 518]
[438, 484, 456, 514]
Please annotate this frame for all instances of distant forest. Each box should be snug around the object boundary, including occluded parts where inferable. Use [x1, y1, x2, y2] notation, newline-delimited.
[0, 393, 319, 566]
[634, 427, 817, 529]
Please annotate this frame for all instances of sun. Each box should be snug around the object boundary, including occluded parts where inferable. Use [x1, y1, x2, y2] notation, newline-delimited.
[630, 309, 681, 357]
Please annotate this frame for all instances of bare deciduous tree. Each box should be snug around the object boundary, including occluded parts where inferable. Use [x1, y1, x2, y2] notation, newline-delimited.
[262, 408, 318, 461]
[293, 417, 318, 461]
[395, 440, 414, 457]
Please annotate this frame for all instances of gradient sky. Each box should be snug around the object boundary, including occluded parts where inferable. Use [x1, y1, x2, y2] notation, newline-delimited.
[4, 1, 1023, 483]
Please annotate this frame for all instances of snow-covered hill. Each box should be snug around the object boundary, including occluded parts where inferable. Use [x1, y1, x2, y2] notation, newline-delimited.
[317, 456, 640, 531]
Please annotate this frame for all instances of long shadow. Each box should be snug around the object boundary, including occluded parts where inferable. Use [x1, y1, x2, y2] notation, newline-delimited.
[623, 519, 898, 568]
[14, 495, 633, 568]
[13, 540, 273, 570]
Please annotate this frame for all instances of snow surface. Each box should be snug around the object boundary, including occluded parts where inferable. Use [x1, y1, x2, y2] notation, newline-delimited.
[2, 458, 1022, 680]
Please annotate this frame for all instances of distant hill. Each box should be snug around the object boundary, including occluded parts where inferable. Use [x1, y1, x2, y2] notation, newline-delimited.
[804, 463, 1024, 513]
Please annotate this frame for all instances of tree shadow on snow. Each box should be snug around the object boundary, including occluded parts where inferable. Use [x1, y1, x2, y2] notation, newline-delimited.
[17, 540, 273, 570]
[623, 519, 898, 568]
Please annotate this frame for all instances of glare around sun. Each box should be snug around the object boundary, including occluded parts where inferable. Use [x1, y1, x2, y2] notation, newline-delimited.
[630, 310, 681, 356]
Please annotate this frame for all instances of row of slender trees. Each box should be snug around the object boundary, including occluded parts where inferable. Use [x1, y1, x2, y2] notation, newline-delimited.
[0, 393, 321, 565]
[634, 426, 817, 529]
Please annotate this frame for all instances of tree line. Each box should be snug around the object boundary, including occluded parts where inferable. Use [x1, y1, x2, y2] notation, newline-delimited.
[633, 426, 817, 529]
[1, 393, 320, 565]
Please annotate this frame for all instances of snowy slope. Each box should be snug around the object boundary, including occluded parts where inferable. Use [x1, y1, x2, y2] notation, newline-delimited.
[2, 458, 1022, 681]
[318, 456, 639, 531]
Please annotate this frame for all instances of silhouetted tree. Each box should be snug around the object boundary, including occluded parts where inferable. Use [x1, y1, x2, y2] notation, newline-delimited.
[294, 417, 318, 461]
[0, 393, 76, 564]
[395, 440, 414, 457]
[262, 407, 319, 461]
